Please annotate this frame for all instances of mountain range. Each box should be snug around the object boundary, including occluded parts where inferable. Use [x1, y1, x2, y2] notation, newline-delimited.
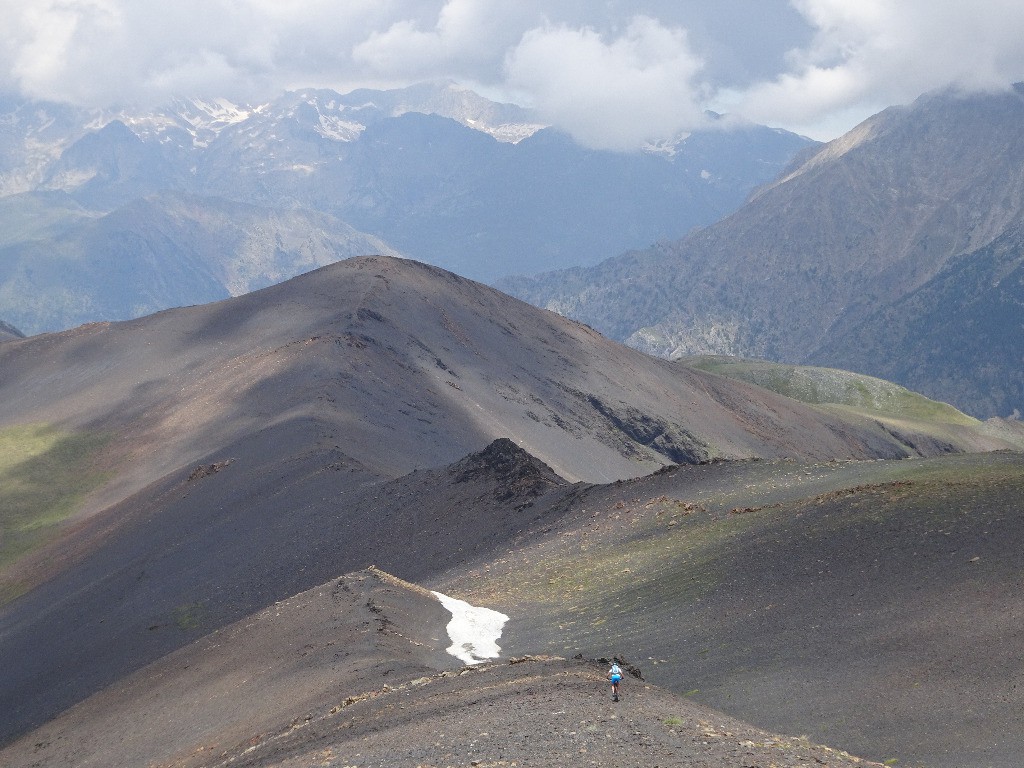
[2, 76, 1023, 768]
[0, 82, 812, 335]
[500, 85, 1024, 419]
[2, 257, 1023, 767]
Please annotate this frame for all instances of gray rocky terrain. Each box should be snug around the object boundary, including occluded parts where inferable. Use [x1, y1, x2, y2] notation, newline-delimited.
[4, 568, 887, 768]
[1, 257, 1021, 767]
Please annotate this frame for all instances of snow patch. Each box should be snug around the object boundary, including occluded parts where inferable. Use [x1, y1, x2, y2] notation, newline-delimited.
[316, 115, 364, 141]
[431, 591, 509, 665]
[483, 122, 546, 143]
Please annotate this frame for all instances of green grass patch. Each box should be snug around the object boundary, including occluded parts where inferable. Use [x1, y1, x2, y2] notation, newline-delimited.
[0, 423, 112, 575]
[683, 356, 976, 425]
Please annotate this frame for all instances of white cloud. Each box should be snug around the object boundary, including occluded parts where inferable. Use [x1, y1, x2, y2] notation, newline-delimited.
[0, 0, 412, 104]
[2, 0, 1024, 144]
[505, 16, 708, 150]
[732, 0, 1024, 138]
[352, 0, 531, 80]
[6, 0, 122, 102]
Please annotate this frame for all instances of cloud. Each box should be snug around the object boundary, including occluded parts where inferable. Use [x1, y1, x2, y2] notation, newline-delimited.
[732, 0, 1024, 137]
[0, 0, 415, 104]
[0, 0, 715, 148]
[3, 0, 1024, 144]
[505, 16, 708, 150]
[5, 0, 123, 102]
[352, 0, 532, 81]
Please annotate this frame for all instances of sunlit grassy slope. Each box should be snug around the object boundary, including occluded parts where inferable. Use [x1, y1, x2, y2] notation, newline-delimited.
[682, 355, 977, 425]
[0, 424, 110, 600]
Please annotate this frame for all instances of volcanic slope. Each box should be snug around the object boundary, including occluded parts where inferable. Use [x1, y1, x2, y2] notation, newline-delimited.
[0, 256, 1019, 753]
[2, 256, 1015, 605]
[0, 436, 571, 746]
[442, 450, 1024, 768]
[1, 567, 884, 768]
[8, 448, 1017, 768]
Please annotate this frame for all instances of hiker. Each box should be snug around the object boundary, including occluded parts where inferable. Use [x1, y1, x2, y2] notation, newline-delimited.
[607, 660, 623, 701]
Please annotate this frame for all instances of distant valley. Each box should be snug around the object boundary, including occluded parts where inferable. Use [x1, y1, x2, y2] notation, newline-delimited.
[0, 82, 811, 335]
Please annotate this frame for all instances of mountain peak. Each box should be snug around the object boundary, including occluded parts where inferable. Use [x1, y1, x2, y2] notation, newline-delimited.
[451, 438, 567, 501]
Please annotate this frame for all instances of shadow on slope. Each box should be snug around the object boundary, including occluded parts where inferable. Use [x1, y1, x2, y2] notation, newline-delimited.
[2, 254, 1000, 582]
[1, 567, 457, 768]
[0, 437, 567, 748]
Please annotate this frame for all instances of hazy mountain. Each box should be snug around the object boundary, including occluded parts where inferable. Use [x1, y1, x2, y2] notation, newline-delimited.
[149, 85, 813, 282]
[120, 81, 543, 150]
[40, 119, 183, 210]
[500, 86, 1024, 418]
[819, 221, 1024, 418]
[0, 192, 400, 334]
[0, 95, 92, 196]
[333, 80, 545, 142]
[328, 111, 812, 282]
[0, 82, 814, 332]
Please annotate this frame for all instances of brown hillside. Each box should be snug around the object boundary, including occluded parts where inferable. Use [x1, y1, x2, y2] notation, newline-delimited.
[0, 255, 1009, 529]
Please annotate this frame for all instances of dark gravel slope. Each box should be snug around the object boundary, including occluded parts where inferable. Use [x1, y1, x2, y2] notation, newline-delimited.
[1, 566, 884, 768]
[444, 451, 1024, 768]
[225, 657, 884, 768]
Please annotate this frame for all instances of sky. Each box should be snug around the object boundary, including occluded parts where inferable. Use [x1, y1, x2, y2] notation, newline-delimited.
[3, 0, 1024, 148]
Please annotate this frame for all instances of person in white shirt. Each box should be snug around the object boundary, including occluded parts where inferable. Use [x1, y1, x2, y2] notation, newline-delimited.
[607, 660, 623, 701]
